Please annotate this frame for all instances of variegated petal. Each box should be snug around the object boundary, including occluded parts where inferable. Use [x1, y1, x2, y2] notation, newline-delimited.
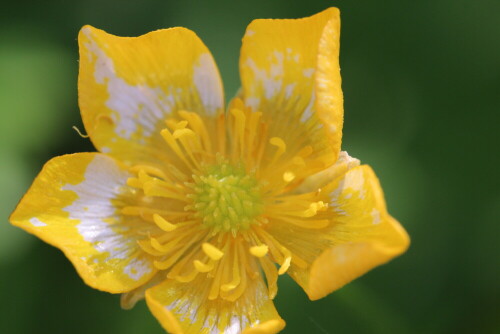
[10, 153, 156, 293]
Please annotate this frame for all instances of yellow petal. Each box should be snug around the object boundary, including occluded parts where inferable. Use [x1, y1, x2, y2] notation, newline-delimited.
[269, 165, 409, 300]
[145, 276, 283, 334]
[240, 7, 343, 168]
[9, 153, 157, 293]
[307, 215, 409, 300]
[78, 25, 224, 167]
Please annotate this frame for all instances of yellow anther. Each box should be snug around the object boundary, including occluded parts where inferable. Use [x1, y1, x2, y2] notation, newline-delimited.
[270, 137, 286, 153]
[283, 171, 295, 183]
[152, 214, 177, 232]
[278, 256, 291, 275]
[126, 177, 142, 188]
[221, 283, 238, 292]
[175, 270, 198, 283]
[173, 128, 195, 139]
[249, 245, 269, 257]
[202, 243, 224, 261]
[302, 201, 328, 217]
[193, 260, 214, 273]
[174, 120, 189, 129]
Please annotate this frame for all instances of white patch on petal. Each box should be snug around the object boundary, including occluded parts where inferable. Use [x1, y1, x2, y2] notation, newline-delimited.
[29, 217, 47, 227]
[225, 316, 242, 334]
[329, 164, 366, 211]
[124, 257, 154, 280]
[338, 151, 361, 168]
[371, 208, 381, 224]
[83, 29, 174, 139]
[194, 53, 223, 115]
[270, 51, 284, 77]
[301, 89, 315, 122]
[263, 78, 282, 100]
[303, 68, 315, 78]
[246, 55, 283, 101]
[245, 29, 255, 37]
[62, 155, 152, 281]
[284, 83, 296, 99]
[343, 168, 366, 199]
[245, 97, 260, 109]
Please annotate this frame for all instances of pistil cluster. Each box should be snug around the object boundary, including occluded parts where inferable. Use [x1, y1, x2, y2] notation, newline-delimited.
[186, 161, 264, 234]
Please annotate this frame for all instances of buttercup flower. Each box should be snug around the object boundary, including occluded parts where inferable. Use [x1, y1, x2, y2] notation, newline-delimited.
[10, 8, 409, 334]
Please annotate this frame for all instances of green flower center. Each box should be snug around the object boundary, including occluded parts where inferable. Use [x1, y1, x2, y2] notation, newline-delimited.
[190, 162, 263, 232]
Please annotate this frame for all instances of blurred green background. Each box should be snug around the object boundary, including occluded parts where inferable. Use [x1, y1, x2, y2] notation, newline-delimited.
[1, 0, 498, 333]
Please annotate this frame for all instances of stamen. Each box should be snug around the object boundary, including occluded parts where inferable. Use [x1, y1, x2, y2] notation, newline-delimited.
[221, 244, 241, 292]
[165, 120, 188, 130]
[269, 137, 286, 166]
[230, 108, 246, 159]
[154, 237, 199, 271]
[152, 214, 177, 232]
[193, 260, 214, 273]
[160, 128, 194, 169]
[175, 269, 198, 283]
[258, 255, 278, 299]
[179, 110, 213, 154]
[283, 171, 296, 183]
[172, 128, 196, 139]
[221, 242, 248, 301]
[277, 247, 292, 275]
[249, 244, 269, 257]
[246, 111, 262, 163]
[202, 242, 224, 261]
[137, 239, 165, 257]
[208, 252, 227, 300]
[129, 165, 168, 179]
[302, 201, 328, 217]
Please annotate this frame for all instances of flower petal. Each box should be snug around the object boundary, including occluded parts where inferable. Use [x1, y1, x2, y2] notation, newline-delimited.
[9, 153, 157, 293]
[78, 26, 224, 166]
[272, 165, 409, 300]
[145, 276, 284, 334]
[240, 7, 343, 167]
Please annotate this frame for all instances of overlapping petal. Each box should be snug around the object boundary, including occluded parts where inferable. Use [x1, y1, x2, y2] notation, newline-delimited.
[240, 8, 343, 170]
[145, 275, 284, 334]
[78, 26, 224, 167]
[279, 164, 410, 300]
[10, 153, 157, 293]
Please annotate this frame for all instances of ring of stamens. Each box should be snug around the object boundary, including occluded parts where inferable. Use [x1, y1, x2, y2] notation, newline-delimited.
[121, 102, 334, 303]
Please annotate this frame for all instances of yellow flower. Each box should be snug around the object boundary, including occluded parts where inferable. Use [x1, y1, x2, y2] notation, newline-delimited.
[10, 7, 409, 334]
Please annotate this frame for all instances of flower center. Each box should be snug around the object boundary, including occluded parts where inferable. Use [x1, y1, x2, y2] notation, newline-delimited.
[190, 162, 263, 233]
